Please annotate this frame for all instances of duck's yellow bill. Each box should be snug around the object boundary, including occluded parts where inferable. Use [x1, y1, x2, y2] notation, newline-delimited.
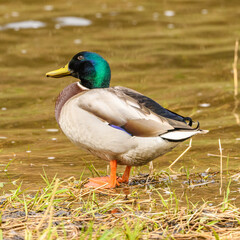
[46, 63, 71, 78]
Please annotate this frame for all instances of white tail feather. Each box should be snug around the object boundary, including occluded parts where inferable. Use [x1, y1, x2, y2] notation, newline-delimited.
[161, 129, 208, 141]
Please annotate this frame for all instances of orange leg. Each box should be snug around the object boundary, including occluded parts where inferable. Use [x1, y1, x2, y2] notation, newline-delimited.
[109, 160, 119, 187]
[84, 160, 119, 189]
[118, 166, 131, 183]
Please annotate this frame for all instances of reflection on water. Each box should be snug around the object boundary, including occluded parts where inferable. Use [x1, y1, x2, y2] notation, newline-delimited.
[0, 0, 239, 201]
[0, 17, 92, 31]
[167, 23, 175, 29]
[46, 129, 59, 133]
[199, 103, 211, 108]
[54, 17, 92, 27]
[0, 20, 46, 30]
[201, 9, 208, 15]
[164, 10, 175, 17]
[43, 5, 54, 11]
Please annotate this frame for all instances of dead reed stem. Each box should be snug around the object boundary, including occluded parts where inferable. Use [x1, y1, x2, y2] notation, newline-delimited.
[168, 139, 192, 171]
[232, 40, 240, 125]
[219, 139, 223, 195]
[233, 40, 239, 97]
[149, 161, 154, 175]
[233, 98, 240, 125]
[207, 153, 240, 159]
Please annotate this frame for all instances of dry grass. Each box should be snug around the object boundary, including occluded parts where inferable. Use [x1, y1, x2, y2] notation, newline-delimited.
[1, 170, 240, 240]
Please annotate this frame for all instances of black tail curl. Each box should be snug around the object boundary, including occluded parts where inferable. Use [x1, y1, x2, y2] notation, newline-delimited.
[183, 117, 193, 126]
[183, 117, 200, 130]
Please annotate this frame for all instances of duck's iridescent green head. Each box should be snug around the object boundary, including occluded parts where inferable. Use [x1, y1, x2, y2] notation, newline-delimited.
[46, 51, 111, 89]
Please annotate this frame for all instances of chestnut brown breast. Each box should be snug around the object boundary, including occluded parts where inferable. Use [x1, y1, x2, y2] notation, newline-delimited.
[55, 82, 85, 123]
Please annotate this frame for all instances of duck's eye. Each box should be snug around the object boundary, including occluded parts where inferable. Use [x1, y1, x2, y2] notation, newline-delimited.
[77, 55, 84, 60]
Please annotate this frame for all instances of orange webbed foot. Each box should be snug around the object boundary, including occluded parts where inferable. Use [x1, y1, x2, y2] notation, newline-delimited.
[84, 162, 132, 188]
[84, 160, 119, 189]
[84, 176, 119, 189]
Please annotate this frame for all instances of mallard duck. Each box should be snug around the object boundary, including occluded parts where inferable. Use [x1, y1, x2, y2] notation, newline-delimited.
[46, 51, 208, 188]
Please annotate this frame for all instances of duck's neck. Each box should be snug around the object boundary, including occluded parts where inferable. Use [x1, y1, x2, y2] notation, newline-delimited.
[55, 82, 85, 123]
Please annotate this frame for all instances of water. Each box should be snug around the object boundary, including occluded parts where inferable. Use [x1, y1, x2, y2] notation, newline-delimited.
[0, 0, 239, 201]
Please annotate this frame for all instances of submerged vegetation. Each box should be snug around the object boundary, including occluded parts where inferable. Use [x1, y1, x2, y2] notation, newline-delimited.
[1, 167, 240, 239]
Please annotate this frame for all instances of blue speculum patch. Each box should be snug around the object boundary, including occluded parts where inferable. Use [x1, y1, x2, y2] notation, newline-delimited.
[109, 124, 132, 136]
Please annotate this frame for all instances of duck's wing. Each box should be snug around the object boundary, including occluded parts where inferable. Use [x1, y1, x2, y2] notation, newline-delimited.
[113, 86, 193, 126]
[113, 86, 192, 125]
[75, 87, 203, 140]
